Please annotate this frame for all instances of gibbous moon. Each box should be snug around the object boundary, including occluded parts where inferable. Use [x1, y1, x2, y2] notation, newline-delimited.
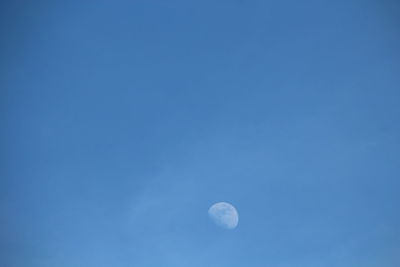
[208, 202, 239, 229]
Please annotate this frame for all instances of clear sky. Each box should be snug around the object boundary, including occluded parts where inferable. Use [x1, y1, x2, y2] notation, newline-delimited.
[1, 1, 399, 266]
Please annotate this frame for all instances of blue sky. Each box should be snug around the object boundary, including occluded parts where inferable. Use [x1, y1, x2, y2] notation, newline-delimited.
[1, 0, 399, 266]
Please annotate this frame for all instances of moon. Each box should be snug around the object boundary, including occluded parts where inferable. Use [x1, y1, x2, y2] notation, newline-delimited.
[208, 202, 239, 229]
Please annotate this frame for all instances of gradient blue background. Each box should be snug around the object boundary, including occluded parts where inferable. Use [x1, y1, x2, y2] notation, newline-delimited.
[1, 1, 399, 266]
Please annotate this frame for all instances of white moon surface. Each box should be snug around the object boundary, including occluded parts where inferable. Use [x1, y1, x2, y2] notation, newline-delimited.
[208, 202, 239, 229]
